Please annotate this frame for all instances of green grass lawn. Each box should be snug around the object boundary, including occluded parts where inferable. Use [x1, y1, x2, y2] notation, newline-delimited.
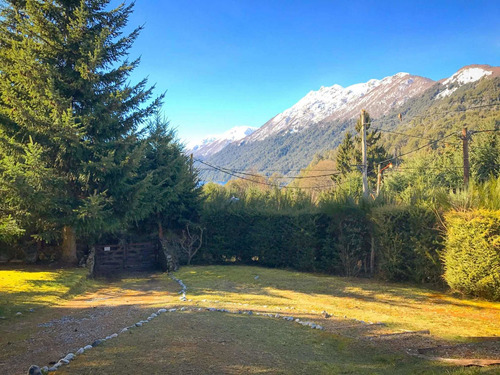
[1, 265, 499, 374]
[173, 265, 500, 341]
[57, 309, 496, 375]
[0, 265, 89, 317]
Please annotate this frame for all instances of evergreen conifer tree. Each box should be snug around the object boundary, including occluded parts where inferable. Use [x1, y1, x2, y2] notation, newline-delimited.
[336, 131, 355, 176]
[0, 1, 161, 262]
[132, 115, 201, 239]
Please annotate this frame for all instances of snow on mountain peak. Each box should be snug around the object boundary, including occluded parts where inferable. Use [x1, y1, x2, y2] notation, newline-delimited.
[437, 66, 494, 98]
[443, 67, 492, 86]
[246, 72, 432, 142]
[188, 126, 258, 158]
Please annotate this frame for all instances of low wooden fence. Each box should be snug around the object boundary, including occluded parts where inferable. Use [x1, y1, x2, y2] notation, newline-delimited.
[94, 242, 158, 276]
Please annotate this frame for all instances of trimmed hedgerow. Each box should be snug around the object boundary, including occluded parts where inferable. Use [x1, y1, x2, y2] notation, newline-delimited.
[371, 205, 443, 284]
[443, 210, 500, 301]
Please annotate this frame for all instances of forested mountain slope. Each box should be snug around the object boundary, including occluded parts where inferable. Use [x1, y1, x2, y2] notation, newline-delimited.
[199, 66, 499, 182]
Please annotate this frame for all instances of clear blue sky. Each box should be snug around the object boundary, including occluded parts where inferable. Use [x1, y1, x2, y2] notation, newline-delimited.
[118, 0, 499, 146]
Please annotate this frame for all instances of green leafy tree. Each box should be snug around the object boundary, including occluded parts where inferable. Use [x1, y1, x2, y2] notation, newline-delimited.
[0, 1, 161, 262]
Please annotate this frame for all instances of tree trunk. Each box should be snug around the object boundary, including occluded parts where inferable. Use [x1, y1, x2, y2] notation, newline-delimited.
[157, 213, 164, 240]
[61, 226, 77, 264]
[370, 234, 375, 277]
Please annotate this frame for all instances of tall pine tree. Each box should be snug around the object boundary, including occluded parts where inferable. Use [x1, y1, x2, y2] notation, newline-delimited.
[0, 1, 161, 262]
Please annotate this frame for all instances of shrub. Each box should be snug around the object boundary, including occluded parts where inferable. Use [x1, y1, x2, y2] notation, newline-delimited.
[443, 210, 500, 300]
[372, 205, 443, 283]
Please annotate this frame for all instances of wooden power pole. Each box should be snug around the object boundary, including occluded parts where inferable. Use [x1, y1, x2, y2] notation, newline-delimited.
[190, 153, 194, 175]
[462, 127, 469, 187]
[361, 109, 369, 197]
[376, 163, 382, 196]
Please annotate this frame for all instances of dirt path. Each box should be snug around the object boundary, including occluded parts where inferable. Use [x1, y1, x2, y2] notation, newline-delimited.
[0, 273, 180, 375]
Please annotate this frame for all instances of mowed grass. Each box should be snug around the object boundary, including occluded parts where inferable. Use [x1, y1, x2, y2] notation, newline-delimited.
[57, 310, 494, 375]
[0, 265, 89, 317]
[174, 265, 500, 341]
[2, 265, 499, 374]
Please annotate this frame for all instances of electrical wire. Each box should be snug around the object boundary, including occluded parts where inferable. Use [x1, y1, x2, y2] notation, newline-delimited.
[196, 158, 336, 190]
[374, 131, 458, 169]
[195, 99, 499, 187]
[371, 128, 436, 140]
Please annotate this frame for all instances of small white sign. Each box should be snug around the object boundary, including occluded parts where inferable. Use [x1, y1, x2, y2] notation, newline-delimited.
[104, 246, 111, 252]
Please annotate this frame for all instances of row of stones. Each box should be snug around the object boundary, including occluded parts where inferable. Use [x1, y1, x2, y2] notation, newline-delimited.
[169, 276, 325, 330]
[27, 275, 324, 374]
[29, 306, 174, 374]
[29, 275, 193, 374]
[196, 297, 379, 326]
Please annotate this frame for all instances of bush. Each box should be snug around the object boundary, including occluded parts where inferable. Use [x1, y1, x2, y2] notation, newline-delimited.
[443, 210, 500, 300]
[372, 205, 443, 283]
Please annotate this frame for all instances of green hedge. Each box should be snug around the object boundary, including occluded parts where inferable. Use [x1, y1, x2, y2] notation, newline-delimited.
[200, 205, 445, 283]
[371, 205, 443, 283]
[443, 210, 500, 300]
[200, 208, 372, 277]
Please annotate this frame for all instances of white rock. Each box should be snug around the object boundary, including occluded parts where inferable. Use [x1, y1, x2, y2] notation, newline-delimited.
[158, 309, 167, 313]
[64, 353, 75, 361]
[120, 328, 128, 333]
[76, 348, 84, 355]
[84, 345, 92, 350]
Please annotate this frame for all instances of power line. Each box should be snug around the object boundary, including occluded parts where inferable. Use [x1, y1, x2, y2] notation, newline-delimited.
[372, 127, 436, 140]
[196, 160, 342, 179]
[195, 158, 336, 190]
[376, 131, 458, 167]
[471, 128, 500, 134]
[367, 100, 499, 126]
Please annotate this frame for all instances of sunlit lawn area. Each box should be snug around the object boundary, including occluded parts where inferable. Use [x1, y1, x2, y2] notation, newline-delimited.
[0, 266, 89, 317]
[1, 265, 499, 374]
[174, 265, 500, 342]
[57, 310, 495, 375]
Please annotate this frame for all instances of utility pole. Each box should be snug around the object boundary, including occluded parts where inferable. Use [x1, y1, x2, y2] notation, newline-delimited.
[190, 153, 194, 175]
[376, 163, 382, 196]
[462, 127, 469, 188]
[361, 109, 369, 198]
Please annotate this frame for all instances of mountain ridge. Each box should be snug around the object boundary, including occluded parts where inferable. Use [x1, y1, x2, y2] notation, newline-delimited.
[197, 65, 499, 182]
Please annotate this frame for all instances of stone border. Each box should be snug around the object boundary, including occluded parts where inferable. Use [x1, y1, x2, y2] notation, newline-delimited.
[28, 273, 499, 374]
[28, 274, 327, 374]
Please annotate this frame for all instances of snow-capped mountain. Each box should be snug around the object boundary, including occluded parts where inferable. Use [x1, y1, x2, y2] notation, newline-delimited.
[245, 72, 434, 142]
[188, 126, 257, 159]
[436, 64, 500, 98]
[200, 64, 498, 182]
